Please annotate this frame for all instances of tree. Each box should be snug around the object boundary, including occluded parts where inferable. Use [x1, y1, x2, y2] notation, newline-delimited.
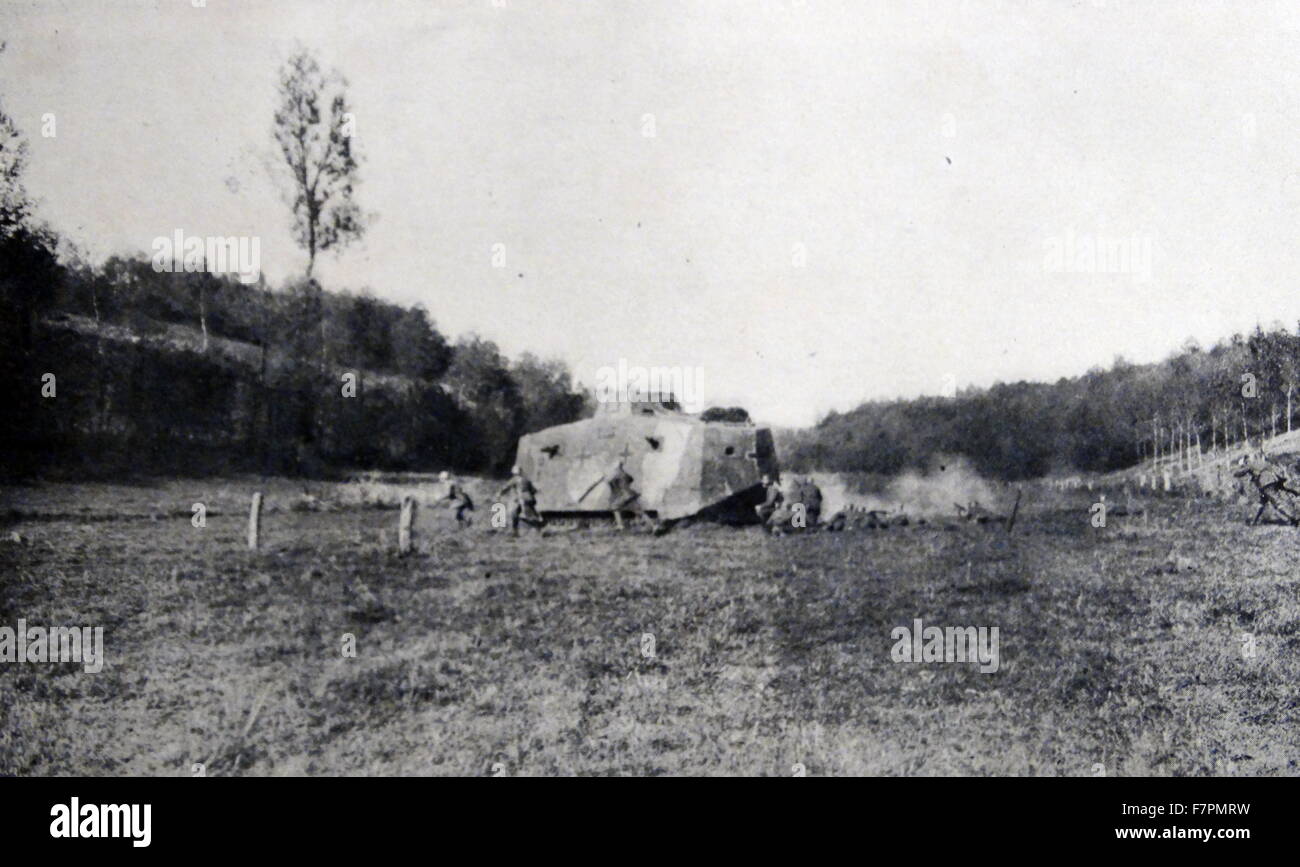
[0, 43, 57, 352]
[272, 48, 364, 278]
[445, 335, 526, 472]
[700, 406, 751, 423]
[0, 42, 31, 237]
[391, 305, 452, 381]
[512, 352, 589, 433]
[1282, 327, 1300, 434]
[279, 276, 327, 373]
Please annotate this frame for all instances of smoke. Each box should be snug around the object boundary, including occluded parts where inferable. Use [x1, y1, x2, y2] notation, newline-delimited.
[809, 455, 1005, 518]
[887, 456, 1004, 516]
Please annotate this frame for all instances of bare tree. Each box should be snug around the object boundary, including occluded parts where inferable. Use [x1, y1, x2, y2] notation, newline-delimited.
[272, 48, 364, 278]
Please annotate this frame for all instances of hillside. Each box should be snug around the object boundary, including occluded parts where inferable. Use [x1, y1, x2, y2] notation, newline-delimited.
[2, 248, 589, 481]
[781, 326, 1300, 482]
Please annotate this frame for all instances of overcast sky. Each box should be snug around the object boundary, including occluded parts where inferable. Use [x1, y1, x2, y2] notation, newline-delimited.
[6, 0, 1300, 426]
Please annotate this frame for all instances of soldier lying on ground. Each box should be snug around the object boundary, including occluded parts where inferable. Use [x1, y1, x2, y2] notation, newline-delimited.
[955, 500, 1004, 524]
[823, 505, 897, 532]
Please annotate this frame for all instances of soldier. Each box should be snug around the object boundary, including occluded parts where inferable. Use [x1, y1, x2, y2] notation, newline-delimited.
[438, 470, 474, 527]
[497, 465, 544, 536]
[1234, 452, 1300, 526]
[774, 476, 822, 532]
[584, 459, 644, 530]
[955, 500, 1001, 524]
[800, 476, 823, 527]
[755, 473, 783, 530]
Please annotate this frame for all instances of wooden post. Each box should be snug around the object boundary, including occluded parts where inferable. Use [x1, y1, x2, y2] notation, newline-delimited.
[1005, 489, 1022, 534]
[248, 492, 262, 550]
[399, 495, 415, 555]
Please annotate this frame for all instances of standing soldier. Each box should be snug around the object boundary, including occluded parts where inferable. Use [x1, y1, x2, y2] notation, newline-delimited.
[755, 474, 783, 530]
[582, 459, 644, 530]
[438, 470, 475, 527]
[497, 465, 544, 536]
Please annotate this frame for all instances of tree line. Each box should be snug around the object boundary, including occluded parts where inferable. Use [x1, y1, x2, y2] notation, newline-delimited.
[0, 44, 591, 481]
[8, 41, 1300, 484]
[779, 327, 1300, 480]
[3, 245, 590, 480]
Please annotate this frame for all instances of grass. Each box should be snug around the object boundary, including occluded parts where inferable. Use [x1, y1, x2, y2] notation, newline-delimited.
[1, 478, 1298, 776]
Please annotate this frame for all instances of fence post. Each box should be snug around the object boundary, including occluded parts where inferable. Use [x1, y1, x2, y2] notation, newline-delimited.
[399, 495, 415, 555]
[248, 492, 262, 551]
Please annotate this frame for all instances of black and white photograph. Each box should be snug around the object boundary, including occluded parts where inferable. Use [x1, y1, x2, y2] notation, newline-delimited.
[0, 0, 1293, 842]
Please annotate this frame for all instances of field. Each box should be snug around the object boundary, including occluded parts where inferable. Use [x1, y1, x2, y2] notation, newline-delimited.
[2, 477, 1299, 776]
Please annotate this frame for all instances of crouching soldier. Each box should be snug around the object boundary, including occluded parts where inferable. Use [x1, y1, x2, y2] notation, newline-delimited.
[438, 470, 475, 527]
[771, 476, 823, 534]
[498, 465, 545, 536]
[798, 476, 823, 527]
[755, 474, 783, 531]
[1234, 453, 1300, 526]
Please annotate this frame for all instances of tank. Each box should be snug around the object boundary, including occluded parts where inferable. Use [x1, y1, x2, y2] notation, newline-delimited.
[514, 396, 780, 522]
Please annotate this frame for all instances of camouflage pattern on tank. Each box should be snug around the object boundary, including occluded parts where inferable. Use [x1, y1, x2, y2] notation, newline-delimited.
[515, 397, 779, 521]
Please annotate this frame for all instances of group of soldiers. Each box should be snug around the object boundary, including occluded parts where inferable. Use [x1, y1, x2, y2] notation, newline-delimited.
[436, 458, 654, 535]
[754, 474, 940, 533]
[755, 473, 825, 534]
[440, 449, 1300, 535]
[441, 462, 825, 536]
[436, 466, 545, 536]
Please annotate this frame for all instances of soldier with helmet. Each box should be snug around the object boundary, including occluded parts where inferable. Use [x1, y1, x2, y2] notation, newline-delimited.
[497, 465, 544, 536]
[755, 473, 783, 530]
[438, 470, 475, 527]
[1234, 451, 1300, 526]
[581, 459, 646, 531]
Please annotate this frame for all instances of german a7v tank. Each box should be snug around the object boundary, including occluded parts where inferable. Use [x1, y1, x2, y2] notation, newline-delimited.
[514, 396, 779, 522]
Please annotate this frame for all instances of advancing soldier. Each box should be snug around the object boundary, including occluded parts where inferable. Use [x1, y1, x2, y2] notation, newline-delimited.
[497, 465, 544, 536]
[1234, 452, 1300, 526]
[438, 470, 475, 527]
[755, 474, 783, 530]
[582, 459, 645, 530]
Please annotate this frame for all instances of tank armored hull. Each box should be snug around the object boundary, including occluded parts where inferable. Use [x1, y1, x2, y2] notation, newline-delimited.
[515, 400, 779, 522]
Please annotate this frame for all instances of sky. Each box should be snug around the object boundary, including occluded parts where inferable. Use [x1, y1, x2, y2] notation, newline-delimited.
[6, 0, 1300, 427]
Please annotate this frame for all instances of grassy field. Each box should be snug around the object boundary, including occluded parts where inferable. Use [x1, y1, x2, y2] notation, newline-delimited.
[2, 477, 1298, 776]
